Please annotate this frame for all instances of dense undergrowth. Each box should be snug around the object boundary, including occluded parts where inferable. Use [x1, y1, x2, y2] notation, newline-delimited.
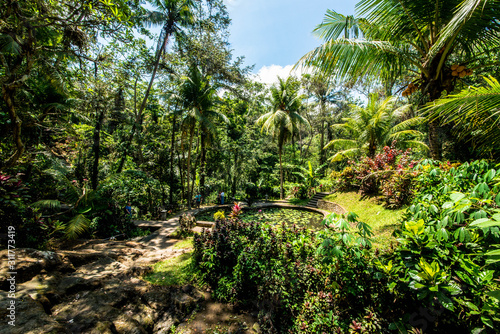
[192, 160, 500, 333]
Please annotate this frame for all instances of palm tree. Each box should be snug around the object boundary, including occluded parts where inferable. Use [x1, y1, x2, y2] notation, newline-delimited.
[300, 0, 500, 159]
[114, 0, 195, 173]
[138, 0, 195, 116]
[325, 94, 426, 161]
[178, 65, 228, 208]
[257, 76, 310, 199]
[426, 75, 500, 157]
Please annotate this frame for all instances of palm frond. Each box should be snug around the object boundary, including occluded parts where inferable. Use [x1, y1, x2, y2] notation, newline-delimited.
[298, 38, 420, 81]
[400, 140, 429, 151]
[389, 129, 424, 140]
[31, 200, 61, 210]
[425, 76, 500, 152]
[329, 148, 362, 162]
[65, 214, 90, 240]
[324, 138, 358, 150]
[389, 116, 425, 134]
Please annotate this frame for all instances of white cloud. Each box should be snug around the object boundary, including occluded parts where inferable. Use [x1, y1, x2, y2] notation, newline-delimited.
[254, 64, 312, 86]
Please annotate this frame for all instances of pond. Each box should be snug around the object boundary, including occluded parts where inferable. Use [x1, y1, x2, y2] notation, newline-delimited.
[196, 207, 325, 229]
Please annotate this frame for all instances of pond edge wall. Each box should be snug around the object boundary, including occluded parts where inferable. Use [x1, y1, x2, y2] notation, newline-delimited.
[316, 199, 347, 215]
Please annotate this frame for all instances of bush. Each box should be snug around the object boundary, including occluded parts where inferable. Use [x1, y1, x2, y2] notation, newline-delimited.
[179, 213, 196, 236]
[193, 159, 500, 333]
[332, 143, 419, 208]
[213, 210, 225, 221]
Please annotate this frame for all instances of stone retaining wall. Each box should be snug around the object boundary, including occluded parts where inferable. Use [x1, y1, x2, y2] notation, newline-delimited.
[317, 199, 347, 215]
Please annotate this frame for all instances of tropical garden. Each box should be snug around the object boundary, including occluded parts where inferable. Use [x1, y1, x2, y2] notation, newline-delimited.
[1, 0, 500, 333]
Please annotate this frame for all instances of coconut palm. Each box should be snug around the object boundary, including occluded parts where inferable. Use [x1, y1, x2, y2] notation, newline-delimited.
[325, 94, 426, 161]
[178, 65, 228, 208]
[426, 75, 500, 157]
[257, 76, 310, 199]
[300, 0, 500, 159]
[138, 0, 195, 116]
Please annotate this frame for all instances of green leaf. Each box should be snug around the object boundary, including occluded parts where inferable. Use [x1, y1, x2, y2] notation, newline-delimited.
[470, 218, 491, 226]
[481, 316, 494, 329]
[450, 192, 465, 202]
[486, 290, 500, 301]
[65, 214, 90, 240]
[437, 293, 455, 311]
[484, 169, 496, 182]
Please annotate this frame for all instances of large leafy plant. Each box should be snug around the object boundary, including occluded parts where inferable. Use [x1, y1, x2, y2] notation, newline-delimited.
[381, 160, 500, 331]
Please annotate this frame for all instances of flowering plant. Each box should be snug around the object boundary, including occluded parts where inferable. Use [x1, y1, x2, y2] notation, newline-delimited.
[229, 202, 242, 219]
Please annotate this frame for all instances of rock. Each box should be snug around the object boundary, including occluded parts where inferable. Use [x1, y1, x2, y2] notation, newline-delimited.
[153, 313, 176, 334]
[0, 291, 66, 334]
[173, 293, 196, 314]
[90, 321, 116, 334]
[113, 313, 148, 334]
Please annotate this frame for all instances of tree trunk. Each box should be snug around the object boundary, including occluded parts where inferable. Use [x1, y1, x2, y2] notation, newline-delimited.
[186, 126, 195, 209]
[232, 149, 238, 197]
[136, 25, 172, 124]
[428, 119, 441, 160]
[91, 103, 105, 190]
[319, 100, 326, 165]
[200, 130, 207, 195]
[279, 147, 284, 200]
[169, 112, 177, 204]
[177, 149, 185, 202]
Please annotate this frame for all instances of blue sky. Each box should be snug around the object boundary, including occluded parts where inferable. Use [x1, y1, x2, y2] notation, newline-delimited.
[223, 0, 356, 83]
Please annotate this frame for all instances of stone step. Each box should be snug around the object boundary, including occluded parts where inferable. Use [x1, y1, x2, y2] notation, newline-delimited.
[196, 221, 215, 228]
[306, 192, 332, 208]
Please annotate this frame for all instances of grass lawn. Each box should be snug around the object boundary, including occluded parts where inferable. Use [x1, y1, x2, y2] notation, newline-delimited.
[143, 238, 195, 286]
[323, 192, 406, 248]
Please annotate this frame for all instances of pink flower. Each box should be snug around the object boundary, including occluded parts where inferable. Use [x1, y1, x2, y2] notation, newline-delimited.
[72, 180, 77, 183]
[83, 178, 88, 181]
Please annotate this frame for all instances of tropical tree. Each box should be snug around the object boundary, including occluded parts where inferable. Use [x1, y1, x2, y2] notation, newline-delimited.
[178, 65, 228, 208]
[0, 0, 134, 168]
[113, 0, 196, 173]
[325, 94, 426, 161]
[426, 75, 500, 158]
[300, 0, 500, 159]
[138, 0, 194, 116]
[257, 76, 310, 199]
[301, 72, 346, 166]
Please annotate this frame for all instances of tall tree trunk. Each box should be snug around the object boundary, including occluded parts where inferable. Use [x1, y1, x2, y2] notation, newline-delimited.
[186, 126, 195, 209]
[177, 149, 185, 202]
[169, 111, 177, 204]
[428, 120, 441, 160]
[319, 100, 326, 165]
[232, 149, 238, 197]
[136, 24, 172, 123]
[279, 147, 284, 200]
[91, 104, 105, 190]
[200, 130, 207, 195]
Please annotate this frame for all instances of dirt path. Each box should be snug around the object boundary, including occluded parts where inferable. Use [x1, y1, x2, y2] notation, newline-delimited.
[0, 210, 260, 333]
